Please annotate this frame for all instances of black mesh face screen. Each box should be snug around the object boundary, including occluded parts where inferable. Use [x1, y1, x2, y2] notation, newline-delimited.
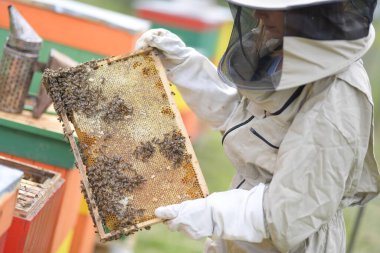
[285, 0, 376, 40]
[218, 4, 284, 90]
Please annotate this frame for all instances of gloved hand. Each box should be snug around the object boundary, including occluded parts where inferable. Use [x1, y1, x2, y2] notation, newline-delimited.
[135, 28, 194, 71]
[155, 183, 268, 242]
[135, 28, 240, 131]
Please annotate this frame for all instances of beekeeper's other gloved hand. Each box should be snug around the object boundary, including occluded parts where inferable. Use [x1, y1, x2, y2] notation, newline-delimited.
[155, 183, 268, 242]
[134, 29, 240, 131]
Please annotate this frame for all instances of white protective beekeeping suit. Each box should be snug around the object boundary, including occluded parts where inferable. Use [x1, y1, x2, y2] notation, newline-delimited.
[135, 0, 380, 252]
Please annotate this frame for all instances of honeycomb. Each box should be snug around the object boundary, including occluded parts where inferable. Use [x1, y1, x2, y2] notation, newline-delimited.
[43, 49, 208, 241]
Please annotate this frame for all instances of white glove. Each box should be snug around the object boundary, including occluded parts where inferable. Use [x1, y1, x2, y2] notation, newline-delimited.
[135, 28, 193, 71]
[155, 183, 268, 242]
[135, 29, 240, 131]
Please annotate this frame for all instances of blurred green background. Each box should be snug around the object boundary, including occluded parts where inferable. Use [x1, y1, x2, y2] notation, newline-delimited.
[76, 1, 380, 252]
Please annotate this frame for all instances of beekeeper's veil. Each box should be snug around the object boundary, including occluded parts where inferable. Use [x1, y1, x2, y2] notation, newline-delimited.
[218, 0, 377, 91]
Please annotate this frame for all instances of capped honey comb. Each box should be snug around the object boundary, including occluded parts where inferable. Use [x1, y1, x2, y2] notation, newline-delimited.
[43, 49, 208, 241]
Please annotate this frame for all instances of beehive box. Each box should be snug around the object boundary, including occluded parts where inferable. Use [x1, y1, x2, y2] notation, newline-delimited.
[43, 49, 208, 241]
[1, 156, 64, 253]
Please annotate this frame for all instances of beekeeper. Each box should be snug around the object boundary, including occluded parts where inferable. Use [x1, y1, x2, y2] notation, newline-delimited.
[135, 0, 380, 252]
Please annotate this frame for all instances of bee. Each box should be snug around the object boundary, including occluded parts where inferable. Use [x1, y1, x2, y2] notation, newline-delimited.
[142, 67, 151, 76]
[133, 141, 155, 162]
[66, 130, 75, 136]
[103, 133, 112, 141]
[156, 130, 186, 167]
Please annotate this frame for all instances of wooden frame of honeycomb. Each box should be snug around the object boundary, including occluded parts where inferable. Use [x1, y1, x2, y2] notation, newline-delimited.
[43, 49, 208, 241]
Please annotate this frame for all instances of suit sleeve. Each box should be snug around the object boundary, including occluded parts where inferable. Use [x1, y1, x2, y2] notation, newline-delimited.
[168, 49, 241, 131]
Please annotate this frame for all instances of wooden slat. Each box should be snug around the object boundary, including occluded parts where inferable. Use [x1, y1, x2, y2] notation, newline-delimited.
[152, 51, 209, 196]
[61, 113, 107, 239]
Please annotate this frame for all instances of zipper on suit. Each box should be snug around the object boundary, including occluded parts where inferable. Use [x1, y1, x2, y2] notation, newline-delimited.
[270, 85, 305, 115]
[250, 128, 279, 149]
[221, 86, 305, 146]
[222, 115, 255, 144]
[235, 179, 246, 189]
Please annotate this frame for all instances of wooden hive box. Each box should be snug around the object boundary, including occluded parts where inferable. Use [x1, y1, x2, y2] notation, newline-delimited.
[43, 49, 208, 241]
[0, 162, 23, 253]
[1, 156, 64, 253]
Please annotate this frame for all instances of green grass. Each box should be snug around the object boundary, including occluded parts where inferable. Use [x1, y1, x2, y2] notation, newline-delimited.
[135, 224, 204, 253]
[192, 131, 235, 192]
[344, 198, 380, 253]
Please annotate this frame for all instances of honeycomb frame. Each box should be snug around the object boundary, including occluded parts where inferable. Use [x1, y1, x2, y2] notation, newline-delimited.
[45, 49, 209, 241]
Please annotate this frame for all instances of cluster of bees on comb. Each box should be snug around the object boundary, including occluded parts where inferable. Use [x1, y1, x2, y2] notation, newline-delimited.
[43, 60, 147, 238]
[43, 61, 102, 120]
[43, 55, 191, 240]
[133, 130, 188, 168]
[43, 61, 133, 123]
[86, 155, 145, 231]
